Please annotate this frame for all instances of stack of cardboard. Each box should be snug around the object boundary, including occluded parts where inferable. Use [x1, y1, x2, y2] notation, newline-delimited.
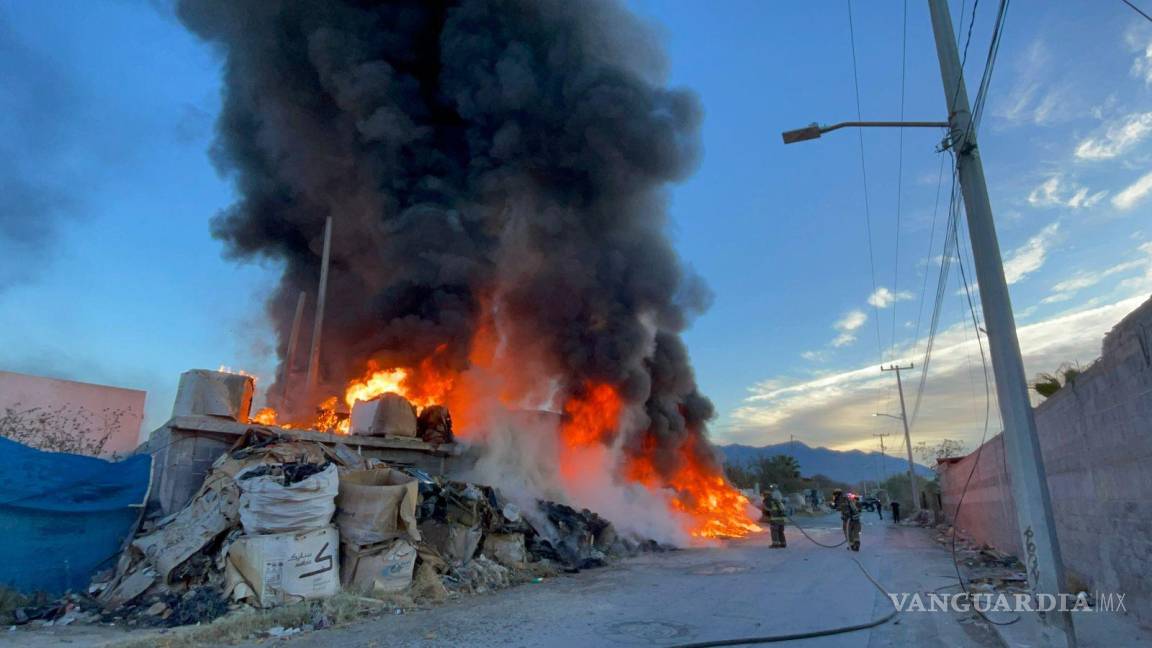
[335, 467, 421, 594]
[225, 460, 341, 607]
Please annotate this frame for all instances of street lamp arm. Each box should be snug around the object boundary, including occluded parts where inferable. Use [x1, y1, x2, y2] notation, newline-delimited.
[781, 120, 949, 144]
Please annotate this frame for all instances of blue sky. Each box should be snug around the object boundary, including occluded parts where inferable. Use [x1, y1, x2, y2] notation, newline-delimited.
[2, 1, 1150, 455]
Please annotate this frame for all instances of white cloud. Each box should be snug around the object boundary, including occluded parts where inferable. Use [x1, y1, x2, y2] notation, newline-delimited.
[1074, 112, 1152, 160]
[1112, 171, 1152, 211]
[867, 287, 913, 309]
[1119, 242, 1152, 293]
[993, 40, 1077, 126]
[1027, 176, 1105, 209]
[1131, 39, 1152, 86]
[1003, 222, 1060, 284]
[1040, 293, 1072, 305]
[830, 310, 867, 348]
[1049, 258, 1146, 298]
[801, 350, 828, 362]
[722, 296, 1148, 451]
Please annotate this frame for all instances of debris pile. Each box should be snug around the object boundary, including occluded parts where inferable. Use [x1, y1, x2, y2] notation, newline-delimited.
[933, 525, 1030, 594]
[67, 398, 669, 632]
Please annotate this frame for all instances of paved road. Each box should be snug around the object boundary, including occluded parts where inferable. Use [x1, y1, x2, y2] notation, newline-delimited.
[260, 512, 1005, 648]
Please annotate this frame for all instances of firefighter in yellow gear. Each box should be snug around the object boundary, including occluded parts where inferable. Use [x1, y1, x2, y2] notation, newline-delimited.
[762, 488, 787, 548]
[838, 491, 862, 551]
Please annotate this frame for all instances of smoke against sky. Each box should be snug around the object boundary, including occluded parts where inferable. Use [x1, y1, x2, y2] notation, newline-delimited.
[178, 0, 736, 512]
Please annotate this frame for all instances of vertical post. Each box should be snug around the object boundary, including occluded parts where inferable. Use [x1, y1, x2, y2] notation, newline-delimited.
[927, 1, 1075, 644]
[277, 291, 307, 405]
[305, 217, 333, 393]
[286, 291, 308, 375]
[872, 431, 890, 485]
[883, 363, 919, 514]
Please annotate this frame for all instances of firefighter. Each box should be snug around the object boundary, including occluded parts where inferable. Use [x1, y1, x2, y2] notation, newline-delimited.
[762, 487, 787, 548]
[839, 492, 861, 551]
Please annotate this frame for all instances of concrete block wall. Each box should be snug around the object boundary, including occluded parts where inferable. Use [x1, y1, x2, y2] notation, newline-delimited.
[939, 295, 1152, 628]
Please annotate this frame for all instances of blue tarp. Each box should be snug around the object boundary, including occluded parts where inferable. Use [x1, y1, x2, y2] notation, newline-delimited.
[0, 437, 151, 595]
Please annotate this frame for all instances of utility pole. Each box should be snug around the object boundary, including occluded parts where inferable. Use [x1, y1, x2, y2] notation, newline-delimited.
[927, 1, 1074, 644]
[872, 431, 890, 483]
[881, 363, 919, 514]
[305, 216, 333, 395]
[277, 291, 307, 408]
[779, 5, 1074, 641]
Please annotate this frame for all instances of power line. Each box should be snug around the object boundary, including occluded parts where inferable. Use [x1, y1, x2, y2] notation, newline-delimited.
[1122, 0, 1152, 23]
[910, 159, 962, 426]
[911, 154, 948, 352]
[846, 0, 885, 362]
[892, 0, 909, 361]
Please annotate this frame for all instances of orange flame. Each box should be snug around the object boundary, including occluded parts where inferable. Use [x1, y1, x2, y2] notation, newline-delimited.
[251, 407, 278, 425]
[245, 336, 759, 540]
[562, 383, 760, 539]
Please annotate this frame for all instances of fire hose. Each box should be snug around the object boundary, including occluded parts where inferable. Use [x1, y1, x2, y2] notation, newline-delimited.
[668, 515, 897, 647]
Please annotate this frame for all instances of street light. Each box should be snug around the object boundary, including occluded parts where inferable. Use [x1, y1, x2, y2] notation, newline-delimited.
[873, 412, 903, 421]
[781, 120, 949, 144]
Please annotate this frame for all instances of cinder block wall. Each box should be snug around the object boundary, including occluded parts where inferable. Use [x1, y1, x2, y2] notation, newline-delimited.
[940, 295, 1152, 628]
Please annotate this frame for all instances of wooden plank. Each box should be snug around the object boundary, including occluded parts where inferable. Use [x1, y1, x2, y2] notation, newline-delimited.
[164, 415, 457, 456]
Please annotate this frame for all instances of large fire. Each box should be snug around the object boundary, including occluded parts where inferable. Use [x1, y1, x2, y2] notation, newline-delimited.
[246, 360, 759, 541]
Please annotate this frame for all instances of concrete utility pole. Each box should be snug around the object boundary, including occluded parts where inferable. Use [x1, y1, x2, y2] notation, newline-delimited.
[881, 364, 919, 514]
[927, 1, 1075, 644]
[278, 291, 307, 406]
[872, 431, 890, 482]
[779, 5, 1074, 641]
[305, 216, 334, 394]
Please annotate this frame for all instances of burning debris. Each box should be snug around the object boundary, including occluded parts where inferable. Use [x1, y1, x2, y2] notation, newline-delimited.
[178, 0, 759, 543]
[56, 424, 677, 636]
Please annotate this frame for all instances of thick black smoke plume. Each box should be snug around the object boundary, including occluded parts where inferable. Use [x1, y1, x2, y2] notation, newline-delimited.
[180, 0, 717, 475]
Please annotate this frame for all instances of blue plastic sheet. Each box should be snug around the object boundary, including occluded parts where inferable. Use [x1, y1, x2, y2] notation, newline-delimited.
[0, 437, 151, 595]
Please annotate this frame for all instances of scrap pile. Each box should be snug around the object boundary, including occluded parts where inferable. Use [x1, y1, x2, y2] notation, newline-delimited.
[86, 426, 666, 628]
[933, 525, 1031, 595]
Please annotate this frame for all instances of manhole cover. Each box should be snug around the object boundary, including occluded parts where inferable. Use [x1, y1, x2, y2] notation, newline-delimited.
[601, 621, 695, 643]
[689, 561, 753, 575]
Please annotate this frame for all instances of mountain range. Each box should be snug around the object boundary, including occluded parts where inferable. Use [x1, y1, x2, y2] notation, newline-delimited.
[718, 441, 935, 485]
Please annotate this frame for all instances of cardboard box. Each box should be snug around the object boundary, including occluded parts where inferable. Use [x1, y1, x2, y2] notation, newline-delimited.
[419, 520, 481, 564]
[335, 468, 420, 545]
[225, 526, 340, 607]
[341, 539, 416, 594]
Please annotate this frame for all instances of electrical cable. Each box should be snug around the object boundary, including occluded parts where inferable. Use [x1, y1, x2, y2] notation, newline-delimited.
[947, 219, 1021, 627]
[846, 0, 885, 362]
[910, 153, 948, 357]
[1121, 0, 1152, 24]
[891, 0, 909, 361]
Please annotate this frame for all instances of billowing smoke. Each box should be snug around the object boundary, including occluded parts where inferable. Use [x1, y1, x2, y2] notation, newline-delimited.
[180, 0, 734, 535]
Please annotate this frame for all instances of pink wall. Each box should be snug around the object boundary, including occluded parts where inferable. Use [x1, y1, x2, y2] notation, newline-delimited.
[0, 370, 146, 456]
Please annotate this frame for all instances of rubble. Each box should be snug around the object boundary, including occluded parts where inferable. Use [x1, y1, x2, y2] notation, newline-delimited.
[342, 538, 418, 594]
[932, 524, 1031, 594]
[416, 405, 454, 445]
[16, 405, 674, 639]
